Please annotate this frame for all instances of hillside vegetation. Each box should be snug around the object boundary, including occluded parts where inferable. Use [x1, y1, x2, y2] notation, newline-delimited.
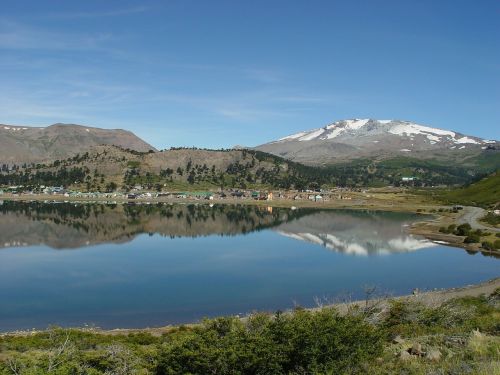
[439, 171, 500, 208]
[1, 146, 499, 190]
[0, 146, 322, 191]
[0, 291, 498, 374]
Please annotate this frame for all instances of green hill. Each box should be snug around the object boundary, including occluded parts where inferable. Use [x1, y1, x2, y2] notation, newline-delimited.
[439, 171, 500, 208]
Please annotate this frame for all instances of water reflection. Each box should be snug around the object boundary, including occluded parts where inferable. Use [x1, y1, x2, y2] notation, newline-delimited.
[0, 201, 432, 255]
[0, 202, 498, 331]
[275, 210, 435, 256]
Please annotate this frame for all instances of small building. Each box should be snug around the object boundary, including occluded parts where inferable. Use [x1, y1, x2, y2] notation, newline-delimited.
[402, 176, 416, 182]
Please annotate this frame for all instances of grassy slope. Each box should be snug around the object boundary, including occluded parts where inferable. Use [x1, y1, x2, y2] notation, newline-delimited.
[320, 151, 500, 187]
[439, 171, 500, 208]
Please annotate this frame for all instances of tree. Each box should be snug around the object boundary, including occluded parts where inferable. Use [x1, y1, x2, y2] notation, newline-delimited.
[105, 182, 118, 192]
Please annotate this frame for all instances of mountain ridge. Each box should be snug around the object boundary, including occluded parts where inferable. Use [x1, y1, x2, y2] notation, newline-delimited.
[0, 123, 156, 164]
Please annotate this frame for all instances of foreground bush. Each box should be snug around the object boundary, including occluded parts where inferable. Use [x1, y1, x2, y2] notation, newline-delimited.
[156, 309, 382, 374]
[0, 309, 382, 375]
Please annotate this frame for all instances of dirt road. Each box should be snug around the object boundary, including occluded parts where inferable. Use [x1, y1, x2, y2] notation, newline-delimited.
[458, 206, 499, 233]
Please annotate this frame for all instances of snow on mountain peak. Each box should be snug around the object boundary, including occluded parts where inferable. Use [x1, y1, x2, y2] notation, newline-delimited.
[325, 118, 369, 130]
[387, 122, 455, 138]
[279, 119, 370, 142]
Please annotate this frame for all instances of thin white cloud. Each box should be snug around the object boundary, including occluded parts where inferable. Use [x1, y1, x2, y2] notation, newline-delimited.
[41, 6, 151, 19]
[0, 20, 114, 50]
[0, 96, 85, 122]
[145, 88, 333, 121]
[274, 95, 328, 103]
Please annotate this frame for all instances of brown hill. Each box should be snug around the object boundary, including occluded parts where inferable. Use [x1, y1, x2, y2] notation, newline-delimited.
[1, 145, 296, 191]
[0, 123, 156, 164]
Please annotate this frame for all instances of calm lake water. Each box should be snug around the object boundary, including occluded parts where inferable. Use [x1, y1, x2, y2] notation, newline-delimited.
[0, 201, 498, 331]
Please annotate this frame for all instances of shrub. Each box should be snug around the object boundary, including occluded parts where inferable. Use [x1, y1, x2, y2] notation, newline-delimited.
[474, 229, 484, 236]
[455, 223, 472, 236]
[482, 212, 500, 226]
[382, 300, 425, 336]
[155, 309, 383, 374]
[464, 235, 480, 244]
[482, 241, 495, 251]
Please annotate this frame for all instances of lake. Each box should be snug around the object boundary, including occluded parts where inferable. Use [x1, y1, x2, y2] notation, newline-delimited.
[0, 201, 498, 331]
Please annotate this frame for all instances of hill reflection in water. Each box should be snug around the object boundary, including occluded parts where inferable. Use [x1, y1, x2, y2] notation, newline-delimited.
[0, 201, 433, 255]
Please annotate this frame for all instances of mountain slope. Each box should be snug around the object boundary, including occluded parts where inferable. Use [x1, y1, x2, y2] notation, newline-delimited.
[439, 171, 500, 208]
[255, 119, 499, 165]
[0, 123, 156, 164]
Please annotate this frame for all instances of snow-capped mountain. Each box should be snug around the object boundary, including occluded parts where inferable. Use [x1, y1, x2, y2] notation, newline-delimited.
[255, 119, 498, 165]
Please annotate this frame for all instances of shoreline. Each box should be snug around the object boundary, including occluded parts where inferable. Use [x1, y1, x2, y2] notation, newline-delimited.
[2, 277, 499, 337]
[0, 191, 446, 213]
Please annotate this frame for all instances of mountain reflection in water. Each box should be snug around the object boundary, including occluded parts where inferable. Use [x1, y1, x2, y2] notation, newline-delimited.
[275, 211, 435, 256]
[0, 201, 433, 255]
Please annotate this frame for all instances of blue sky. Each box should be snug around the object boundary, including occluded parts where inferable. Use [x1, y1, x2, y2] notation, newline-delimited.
[1, 0, 498, 149]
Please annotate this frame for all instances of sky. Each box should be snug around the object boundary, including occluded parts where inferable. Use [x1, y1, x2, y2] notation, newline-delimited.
[1, 0, 499, 149]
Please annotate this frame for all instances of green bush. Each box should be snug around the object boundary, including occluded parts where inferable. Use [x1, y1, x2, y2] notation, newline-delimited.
[482, 212, 500, 226]
[481, 240, 500, 251]
[482, 241, 495, 251]
[455, 223, 472, 236]
[155, 309, 383, 374]
[464, 234, 480, 244]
